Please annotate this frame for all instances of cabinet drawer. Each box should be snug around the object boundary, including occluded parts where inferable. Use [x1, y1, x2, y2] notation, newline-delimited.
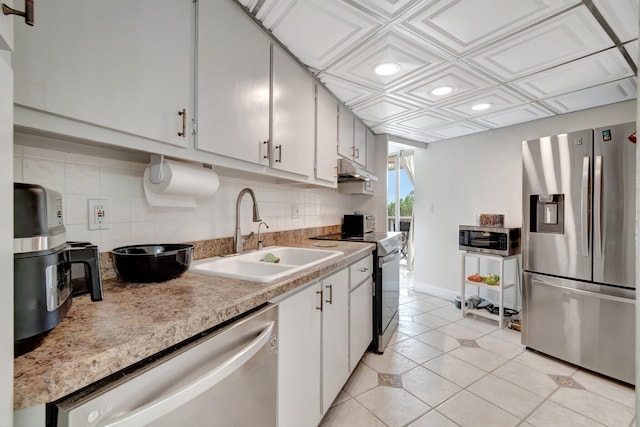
[350, 256, 372, 289]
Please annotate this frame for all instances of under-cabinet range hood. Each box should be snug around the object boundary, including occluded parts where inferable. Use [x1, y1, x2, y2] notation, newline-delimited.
[337, 159, 378, 183]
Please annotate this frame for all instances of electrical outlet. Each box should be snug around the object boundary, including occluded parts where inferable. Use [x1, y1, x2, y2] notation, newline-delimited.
[291, 204, 300, 218]
[88, 199, 110, 230]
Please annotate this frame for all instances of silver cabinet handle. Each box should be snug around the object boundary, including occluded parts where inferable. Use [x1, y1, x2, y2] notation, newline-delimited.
[177, 109, 186, 137]
[2, 0, 33, 26]
[316, 289, 323, 311]
[275, 144, 282, 163]
[325, 284, 333, 304]
[594, 155, 603, 258]
[580, 156, 589, 257]
[262, 140, 269, 159]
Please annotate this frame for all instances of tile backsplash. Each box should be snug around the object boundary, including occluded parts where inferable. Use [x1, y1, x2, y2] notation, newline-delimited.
[14, 143, 356, 251]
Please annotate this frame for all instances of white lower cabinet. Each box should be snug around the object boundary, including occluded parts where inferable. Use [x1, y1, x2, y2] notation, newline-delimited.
[276, 280, 322, 427]
[321, 268, 349, 414]
[349, 277, 373, 372]
[274, 256, 371, 426]
[349, 255, 373, 371]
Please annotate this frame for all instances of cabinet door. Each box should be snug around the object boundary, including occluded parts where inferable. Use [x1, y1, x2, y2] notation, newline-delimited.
[366, 128, 376, 172]
[353, 119, 367, 167]
[0, 53, 13, 427]
[315, 85, 338, 184]
[350, 278, 373, 372]
[338, 105, 355, 160]
[0, 0, 13, 51]
[271, 46, 315, 177]
[197, 0, 270, 164]
[277, 283, 322, 427]
[13, 0, 192, 148]
[321, 268, 349, 414]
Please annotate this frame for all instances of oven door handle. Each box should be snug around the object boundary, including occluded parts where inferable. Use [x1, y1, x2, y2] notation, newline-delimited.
[100, 321, 275, 427]
[380, 249, 400, 267]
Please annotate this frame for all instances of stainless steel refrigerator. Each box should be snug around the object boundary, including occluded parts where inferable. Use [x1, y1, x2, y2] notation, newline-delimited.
[522, 122, 636, 385]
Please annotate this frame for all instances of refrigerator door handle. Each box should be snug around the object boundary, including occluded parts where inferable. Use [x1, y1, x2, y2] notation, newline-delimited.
[594, 155, 603, 258]
[580, 156, 590, 257]
[533, 279, 634, 305]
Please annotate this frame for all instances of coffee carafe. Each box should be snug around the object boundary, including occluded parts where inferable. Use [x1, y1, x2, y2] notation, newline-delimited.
[14, 183, 103, 356]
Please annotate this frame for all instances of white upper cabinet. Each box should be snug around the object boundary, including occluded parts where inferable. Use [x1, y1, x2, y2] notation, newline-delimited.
[315, 84, 338, 184]
[338, 105, 355, 160]
[0, 0, 13, 51]
[196, 0, 270, 164]
[13, 0, 192, 148]
[338, 104, 368, 167]
[271, 45, 315, 177]
[353, 118, 367, 167]
[366, 127, 376, 172]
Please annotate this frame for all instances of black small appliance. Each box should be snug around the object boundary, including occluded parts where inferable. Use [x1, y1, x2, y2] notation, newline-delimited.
[14, 183, 103, 356]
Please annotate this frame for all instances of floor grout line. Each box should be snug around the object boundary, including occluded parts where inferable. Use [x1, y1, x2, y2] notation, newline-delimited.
[321, 271, 634, 427]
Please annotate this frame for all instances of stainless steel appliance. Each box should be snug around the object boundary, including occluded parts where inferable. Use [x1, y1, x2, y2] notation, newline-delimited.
[458, 225, 521, 256]
[522, 122, 636, 384]
[343, 214, 375, 235]
[51, 304, 278, 426]
[14, 183, 103, 356]
[311, 231, 403, 353]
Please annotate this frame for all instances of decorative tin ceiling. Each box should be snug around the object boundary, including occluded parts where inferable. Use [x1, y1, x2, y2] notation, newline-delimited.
[238, 0, 638, 143]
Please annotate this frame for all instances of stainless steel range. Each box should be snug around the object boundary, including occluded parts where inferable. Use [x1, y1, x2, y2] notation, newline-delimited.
[311, 231, 404, 353]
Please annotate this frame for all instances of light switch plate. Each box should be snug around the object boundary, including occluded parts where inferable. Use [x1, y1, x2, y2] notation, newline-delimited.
[88, 199, 110, 230]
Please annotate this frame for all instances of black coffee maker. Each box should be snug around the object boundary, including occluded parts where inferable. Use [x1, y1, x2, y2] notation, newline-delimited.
[14, 183, 103, 356]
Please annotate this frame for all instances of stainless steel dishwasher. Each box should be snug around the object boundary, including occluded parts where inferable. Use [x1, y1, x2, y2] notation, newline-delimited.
[52, 304, 278, 427]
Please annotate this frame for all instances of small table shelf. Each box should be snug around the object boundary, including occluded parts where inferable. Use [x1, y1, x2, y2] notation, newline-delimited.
[460, 252, 519, 328]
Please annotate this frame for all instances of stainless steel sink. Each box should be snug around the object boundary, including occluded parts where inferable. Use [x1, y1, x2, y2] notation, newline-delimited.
[189, 246, 344, 282]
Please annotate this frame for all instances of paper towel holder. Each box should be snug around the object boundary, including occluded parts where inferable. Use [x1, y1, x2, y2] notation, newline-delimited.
[149, 154, 165, 184]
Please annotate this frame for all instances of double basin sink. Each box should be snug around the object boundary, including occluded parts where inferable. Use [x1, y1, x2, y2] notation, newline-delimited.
[190, 246, 344, 282]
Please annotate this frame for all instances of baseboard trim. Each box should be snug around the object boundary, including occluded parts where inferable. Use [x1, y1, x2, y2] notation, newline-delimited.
[411, 281, 458, 301]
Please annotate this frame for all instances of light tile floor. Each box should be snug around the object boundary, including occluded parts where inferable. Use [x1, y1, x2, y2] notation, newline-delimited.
[320, 270, 636, 427]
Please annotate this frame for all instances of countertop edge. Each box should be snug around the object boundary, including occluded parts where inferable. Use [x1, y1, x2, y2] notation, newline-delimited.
[14, 241, 375, 410]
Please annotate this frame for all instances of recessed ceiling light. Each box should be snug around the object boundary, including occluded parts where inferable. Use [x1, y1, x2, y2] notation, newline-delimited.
[373, 62, 400, 76]
[431, 85, 453, 96]
[472, 103, 491, 111]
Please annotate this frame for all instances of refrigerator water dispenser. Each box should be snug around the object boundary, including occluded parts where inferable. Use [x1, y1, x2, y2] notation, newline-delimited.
[529, 194, 564, 234]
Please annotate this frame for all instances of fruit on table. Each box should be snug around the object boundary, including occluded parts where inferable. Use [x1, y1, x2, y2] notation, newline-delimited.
[467, 273, 483, 282]
[483, 274, 500, 285]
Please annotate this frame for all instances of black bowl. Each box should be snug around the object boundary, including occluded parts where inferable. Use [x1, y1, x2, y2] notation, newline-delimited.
[112, 244, 194, 283]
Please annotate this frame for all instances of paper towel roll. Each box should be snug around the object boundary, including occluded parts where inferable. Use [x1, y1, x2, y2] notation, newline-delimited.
[143, 159, 219, 208]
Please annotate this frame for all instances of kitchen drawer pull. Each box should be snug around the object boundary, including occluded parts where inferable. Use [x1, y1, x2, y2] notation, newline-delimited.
[177, 108, 186, 137]
[2, 0, 33, 26]
[262, 140, 269, 159]
[316, 289, 323, 311]
[325, 284, 333, 304]
[101, 321, 275, 427]
[359, 267, 369, 272]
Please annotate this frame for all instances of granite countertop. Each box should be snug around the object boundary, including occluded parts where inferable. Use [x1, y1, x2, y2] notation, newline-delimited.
[14, 240, 375, 410]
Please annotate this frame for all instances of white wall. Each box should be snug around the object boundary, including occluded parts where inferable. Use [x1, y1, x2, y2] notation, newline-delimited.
[413, 100, 637, 303]
[13, 134, 361, 252]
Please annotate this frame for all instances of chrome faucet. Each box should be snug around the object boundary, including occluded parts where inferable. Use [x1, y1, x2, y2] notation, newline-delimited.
[235, 188, 261, 253]
[257, 221, 270, 250]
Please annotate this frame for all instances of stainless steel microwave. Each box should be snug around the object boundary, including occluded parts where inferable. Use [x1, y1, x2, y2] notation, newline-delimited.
[343, 214, 375, 235]
[458, 225, 521, 256]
